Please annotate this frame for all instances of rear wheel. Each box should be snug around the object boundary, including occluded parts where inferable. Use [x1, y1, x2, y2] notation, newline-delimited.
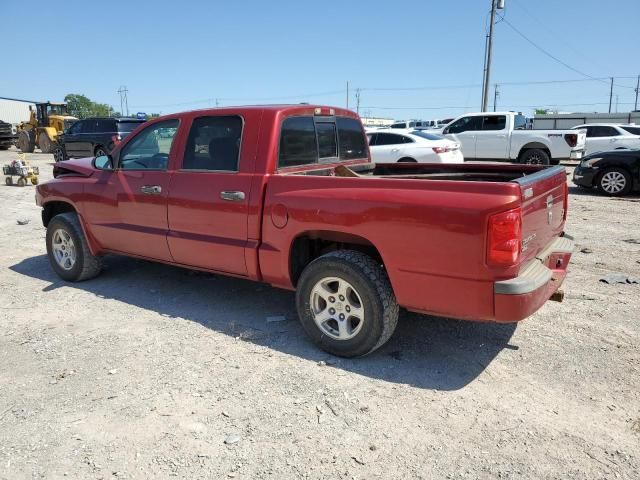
[296, 250, 399, 357]
[5, 177, 12, 186]
[94, 146, 107, 157]
[53, 146, 66, 162]
[46, 213, 102, 282]
[17, 131, 35, 153]
[597, 168, 632, 196]
[520, 148, 550, 166]
[38, 132, 54, 154]
[16, 177, 26, 187]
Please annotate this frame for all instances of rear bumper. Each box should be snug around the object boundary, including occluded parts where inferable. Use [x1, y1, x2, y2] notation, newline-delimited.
[493, 235, 574, 322]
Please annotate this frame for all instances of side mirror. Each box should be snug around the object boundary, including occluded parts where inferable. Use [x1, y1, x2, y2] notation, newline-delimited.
[442, 127, 449, 135]
[93, 155, 114, 170]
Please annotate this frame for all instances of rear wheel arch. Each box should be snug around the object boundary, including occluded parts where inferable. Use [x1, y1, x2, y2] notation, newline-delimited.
[397, 157, 417, 163]
[289, 231, 385, 287]
[518, 142, 551, 159]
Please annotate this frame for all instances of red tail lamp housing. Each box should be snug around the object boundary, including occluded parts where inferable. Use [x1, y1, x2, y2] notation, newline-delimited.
[487, 207, 522, 266]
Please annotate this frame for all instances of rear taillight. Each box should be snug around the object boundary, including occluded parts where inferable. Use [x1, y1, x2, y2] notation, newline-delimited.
[564, 133, 578, 147]
[111, 134, 122, 145]
[432, 146, 451, 154]
[487, 208, 522, 266]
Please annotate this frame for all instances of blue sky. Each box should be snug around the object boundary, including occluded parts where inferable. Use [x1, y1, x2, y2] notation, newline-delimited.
[3, 0, 639, 120]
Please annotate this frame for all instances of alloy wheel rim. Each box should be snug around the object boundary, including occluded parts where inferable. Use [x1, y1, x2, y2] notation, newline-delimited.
[310, 276, 364, 341]
[51, 228, 76, 270]
[601, 172, 626, 193]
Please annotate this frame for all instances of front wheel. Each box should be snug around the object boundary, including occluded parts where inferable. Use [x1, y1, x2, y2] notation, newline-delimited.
[296, 250, 399, 357]
[597, 168, 632, 196]
[520, 148, 550, 165]
[46, 213, 103, 281]
[53, 146, 67, 162]
[94, 146, 108, 157]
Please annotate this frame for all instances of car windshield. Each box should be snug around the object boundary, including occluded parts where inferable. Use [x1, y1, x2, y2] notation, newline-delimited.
[410, 130, 444, 140]
[621, 126, 640, 135]
[117, 121, 144, 133]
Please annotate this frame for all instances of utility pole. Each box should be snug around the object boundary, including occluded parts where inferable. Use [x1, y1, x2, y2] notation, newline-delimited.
[493, 84, 499, 112]
[634, 74, 639, 111]
[608, 77, 614, 113]
[355, 88, 361, 115]
[346, 81, 349, 109]
[481, 0, 504, 112]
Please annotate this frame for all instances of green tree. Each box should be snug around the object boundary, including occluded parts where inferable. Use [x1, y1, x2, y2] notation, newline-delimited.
[534, 108, 549, 115]
[65, 94, 113, 119]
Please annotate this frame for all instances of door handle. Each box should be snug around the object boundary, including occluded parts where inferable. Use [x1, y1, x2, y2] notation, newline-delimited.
[391, 148, 400, 153]
[220, 191, 246, 201]
[140, 185, 162, 195]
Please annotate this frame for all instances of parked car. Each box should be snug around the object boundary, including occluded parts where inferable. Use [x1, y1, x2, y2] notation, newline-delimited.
[570, 124, 640, 156]
[572, 149, 640, 196]
[0, 120, 17, 150]
[367, 130, 463, 164]
[54, 117, 146, 162]
[36, 105, 573, 357]
[441, 112, 586, 165]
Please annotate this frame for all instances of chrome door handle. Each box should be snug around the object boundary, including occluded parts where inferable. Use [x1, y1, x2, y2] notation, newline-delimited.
[220, 191, 246, 201]
[391, 148, 400, 152]
[140, 185, 162, 195]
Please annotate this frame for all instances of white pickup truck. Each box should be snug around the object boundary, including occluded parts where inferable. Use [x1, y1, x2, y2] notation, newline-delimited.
[441, 112, 586, 165]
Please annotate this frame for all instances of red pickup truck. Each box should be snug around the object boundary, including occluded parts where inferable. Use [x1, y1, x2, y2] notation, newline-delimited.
[36, 105, 574, 357]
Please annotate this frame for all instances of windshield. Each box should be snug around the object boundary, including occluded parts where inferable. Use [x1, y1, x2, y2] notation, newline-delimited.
[621, 126, 640, 135]
[117, 121, 145, 133]
[47, 104, 69, 116]
[410, 130, 444, 140]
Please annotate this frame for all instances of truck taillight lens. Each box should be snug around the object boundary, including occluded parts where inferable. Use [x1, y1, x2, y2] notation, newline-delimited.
[487, 208, 522, 266]
[564, 133, 578, 147]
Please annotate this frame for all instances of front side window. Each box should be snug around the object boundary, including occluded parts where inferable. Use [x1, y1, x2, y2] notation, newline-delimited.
[182, 115, 242, 171]
[446, 116, 482, 134]
[67, 121, 82, 134]
[80, 120, 97, 134]
[337, 117, 367, 160]
[119, 119, 179, 170]
[95, 119, 116, 133]
[482, 115, 507, 131]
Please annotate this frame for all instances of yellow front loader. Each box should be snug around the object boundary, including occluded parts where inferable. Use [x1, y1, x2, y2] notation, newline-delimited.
[16, 102, 78, 154]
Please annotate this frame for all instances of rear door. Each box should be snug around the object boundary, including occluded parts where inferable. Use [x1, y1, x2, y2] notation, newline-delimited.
[62, 120, 83, 158]
[93, 118, 117, 154]
[371, 133, 410, 163]
[166, 112, 260, 275]
[585, 126, 621, 155]
[475, 114, 509, 159]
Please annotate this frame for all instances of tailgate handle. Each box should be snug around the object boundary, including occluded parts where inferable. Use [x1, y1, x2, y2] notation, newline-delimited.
[546, 195, 554, 208]
[220, 191, 246, 202]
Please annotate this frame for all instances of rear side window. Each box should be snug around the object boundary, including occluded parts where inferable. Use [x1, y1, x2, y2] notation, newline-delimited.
[79, 120, 96, 133]
[279, 117, 318, 168]
[514, 115, 527, 130]
[118, 121, 143, 133]
[375, 133, 406, 145]
[95, 119, 116, 132]
[482, 115, 506, 130]
[621, 126, 640, 135]
[337, 117, 367, 160]
[182, 115, 242, 171]
[590, 126, 619, 137]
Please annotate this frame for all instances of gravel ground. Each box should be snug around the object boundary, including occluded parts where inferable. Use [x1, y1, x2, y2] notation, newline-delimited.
[0, 147, 638, 480]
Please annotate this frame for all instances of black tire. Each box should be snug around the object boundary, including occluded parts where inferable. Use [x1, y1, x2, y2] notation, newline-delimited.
[18, 131, 35, 153]
[520, 148, 550, 165]
[5, 177, 12, 186]
[53, 146, 67, 162]
[94, 146, 107, 157]
[296, 250, 399, 358]
[46, 212, 103, 282]
[38, 132, 54, 154]
[596, 167, 632, 197]
[16, 177, 26, 187]
[397, 157, 417, 163]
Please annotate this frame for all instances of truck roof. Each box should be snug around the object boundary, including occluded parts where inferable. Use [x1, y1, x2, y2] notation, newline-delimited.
[160, 104, 360, 119]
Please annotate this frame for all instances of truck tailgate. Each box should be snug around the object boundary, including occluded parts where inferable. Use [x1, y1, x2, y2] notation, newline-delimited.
[516, 166, 568, 266]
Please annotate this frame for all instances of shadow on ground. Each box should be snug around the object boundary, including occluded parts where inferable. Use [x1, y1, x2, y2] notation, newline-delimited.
[568, 185, 640, 199]
[11, 254, 518, 391]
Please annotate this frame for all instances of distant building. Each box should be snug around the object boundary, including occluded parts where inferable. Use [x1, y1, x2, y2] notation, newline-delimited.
[360, 116, 394, 127]
[0, 97, 36, 125]
[533, 111, 640, 129]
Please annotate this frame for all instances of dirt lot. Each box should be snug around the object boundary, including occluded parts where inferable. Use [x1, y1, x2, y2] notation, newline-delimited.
[0, 147, 638, 480]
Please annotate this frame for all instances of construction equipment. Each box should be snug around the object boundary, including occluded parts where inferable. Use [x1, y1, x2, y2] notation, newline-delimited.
[16, 102, 78, 154]
[3, 154, 39, 186]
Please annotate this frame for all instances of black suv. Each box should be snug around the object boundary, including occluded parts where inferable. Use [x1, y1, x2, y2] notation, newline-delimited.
[54, 117, 146, 162]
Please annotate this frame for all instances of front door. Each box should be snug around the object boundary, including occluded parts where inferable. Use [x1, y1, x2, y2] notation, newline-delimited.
[585, 125, 621, 155]
[84, 119, 180, 261]
[442, 115, 481, 158]
[166, 113, 258, 276]
[62, 120, 84, 158]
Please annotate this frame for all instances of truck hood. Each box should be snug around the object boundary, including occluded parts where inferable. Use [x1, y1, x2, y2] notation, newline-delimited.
[53, 157, 96, 178]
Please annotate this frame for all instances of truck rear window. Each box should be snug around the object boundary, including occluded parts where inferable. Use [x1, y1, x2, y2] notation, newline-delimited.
[278, 115, 367, 168]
